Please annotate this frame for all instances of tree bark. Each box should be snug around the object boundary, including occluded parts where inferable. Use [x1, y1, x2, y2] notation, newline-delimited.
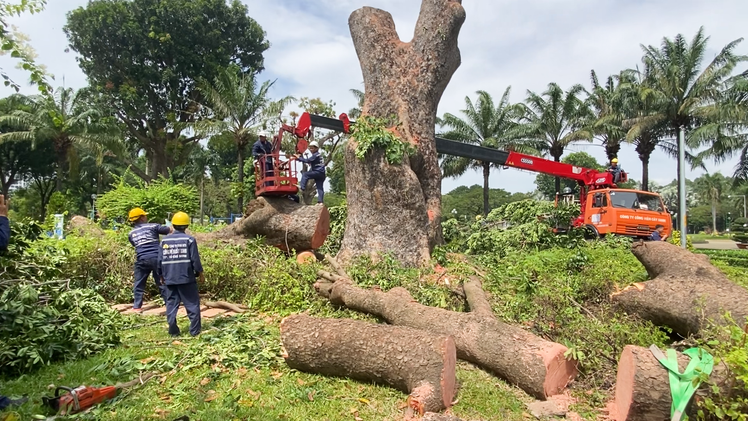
[553, 155, 561, 195]
[280, 313, 457, 414]
[711, 201, 717, 234]
[611, 345, 727, 421]
[611, 241, 748, 336]
[338, 0, 465, 267]
[314, 276, 577, 399]
[214, 196, 330, 251]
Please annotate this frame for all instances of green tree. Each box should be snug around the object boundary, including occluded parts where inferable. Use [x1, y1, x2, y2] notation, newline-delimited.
[693, 172, 729, 233]
[629, 28, 747, 192]
[198, 65, 276, 211]
[588, 70, 627, 161]
[516, 83, 593, 195]
[0, 88, 106, 191]
[440, 88, 537, 216]
[442, 184, 532, 221]
[0, 0, 51, 94]
[534, 151, 602, 199]
[64, 0, 270, 178]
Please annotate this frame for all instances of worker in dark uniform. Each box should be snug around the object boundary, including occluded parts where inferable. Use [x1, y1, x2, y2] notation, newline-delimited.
[607, 158, 623, 183]
[158, 212, 203, 337]
[295, 141, 326, 204]
[0, 195, 8, 250]
[127, 207, 172, 311]
[0, 195, 28, 410]
[252, 130, 274, 186]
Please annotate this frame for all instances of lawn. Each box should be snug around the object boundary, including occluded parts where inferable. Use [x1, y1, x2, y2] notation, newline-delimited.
[689, 233, 733, 242]
[0, 313, 537, 421]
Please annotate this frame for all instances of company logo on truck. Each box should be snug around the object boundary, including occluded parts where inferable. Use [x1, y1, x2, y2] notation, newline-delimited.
[520, 158, 533, 165]
[595, 177, 607, 184]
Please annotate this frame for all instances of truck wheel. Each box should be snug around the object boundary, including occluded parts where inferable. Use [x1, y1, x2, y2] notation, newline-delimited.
[583, 225, 601, 240]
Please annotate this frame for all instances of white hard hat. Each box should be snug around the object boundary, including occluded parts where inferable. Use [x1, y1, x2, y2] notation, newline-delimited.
[258, 130, 269, 137]
[309, 141, 319, 148]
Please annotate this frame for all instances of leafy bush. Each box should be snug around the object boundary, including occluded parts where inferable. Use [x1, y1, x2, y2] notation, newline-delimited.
[350, 115, 415, 165]
[97, 176, 198, 223]
[319, 200, 347, 256]
[0, 220, 123, 375]
[465, 200, 584, 256]
[668, 230, 695, 250]
[697, 320, 748, 420]
[730, 218, 748, 244]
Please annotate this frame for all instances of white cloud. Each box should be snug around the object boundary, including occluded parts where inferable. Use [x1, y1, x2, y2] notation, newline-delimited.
[0, 0, 745, 195]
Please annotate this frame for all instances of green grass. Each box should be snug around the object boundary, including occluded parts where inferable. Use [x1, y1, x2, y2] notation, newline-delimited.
[689, 233, 733, 242]
[0, 313, 532, 421]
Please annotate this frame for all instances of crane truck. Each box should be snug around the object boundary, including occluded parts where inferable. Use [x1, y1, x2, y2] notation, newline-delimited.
[255, 112, 671, 239]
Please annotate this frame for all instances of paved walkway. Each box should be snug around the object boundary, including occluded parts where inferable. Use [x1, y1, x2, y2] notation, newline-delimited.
[693, 239, 741, 250]
[111, 302, 243, 319]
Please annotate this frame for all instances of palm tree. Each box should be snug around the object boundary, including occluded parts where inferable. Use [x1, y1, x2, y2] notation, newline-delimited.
[348, 88, 365, 119]
[629, 28, 747, 194]
[0, 88, 103, 191]
[198, 65, 283, 211]
[588, 70, 627, 161]
[439, 87, 538, 216]
[693, 172, 727, 233]
[515, 83, 593, 195]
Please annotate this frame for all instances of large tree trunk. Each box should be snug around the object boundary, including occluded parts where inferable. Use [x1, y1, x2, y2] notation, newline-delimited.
[338, 0, 466, 267]
[711, 201, 717, 234]
[214, 196, 330, 251]
[314, 275, 577, 399]
[611, 345, 728, 421]
[280, 314, 457, 414]
[611, 241, 748, 336]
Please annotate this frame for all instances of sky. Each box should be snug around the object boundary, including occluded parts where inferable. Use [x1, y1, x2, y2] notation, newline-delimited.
[1, 0, 746, 195]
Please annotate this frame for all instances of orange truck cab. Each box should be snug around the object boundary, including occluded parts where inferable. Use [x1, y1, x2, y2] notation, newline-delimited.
[583, 188, 671, 238]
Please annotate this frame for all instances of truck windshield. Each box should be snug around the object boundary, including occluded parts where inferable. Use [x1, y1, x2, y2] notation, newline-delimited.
[609, 191, 664, 211]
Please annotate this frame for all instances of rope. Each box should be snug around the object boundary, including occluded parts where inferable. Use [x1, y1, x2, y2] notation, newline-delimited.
[649, 345, 714, 421]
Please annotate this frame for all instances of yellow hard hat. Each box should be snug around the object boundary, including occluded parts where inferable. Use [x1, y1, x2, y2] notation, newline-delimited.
[128, 207, 147, 222]
[611, 158, 619, 163]
[171, 211, 190, 226]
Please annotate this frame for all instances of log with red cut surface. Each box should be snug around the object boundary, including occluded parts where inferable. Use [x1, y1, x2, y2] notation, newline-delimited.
[612, 241, 748, 336]
[314, 274, 577, 399]
[280, 313, 457, 414]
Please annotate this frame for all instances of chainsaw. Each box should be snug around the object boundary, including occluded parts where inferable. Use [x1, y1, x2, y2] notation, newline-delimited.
[42, 385, 118, 415]
[42, 372, 156, 416]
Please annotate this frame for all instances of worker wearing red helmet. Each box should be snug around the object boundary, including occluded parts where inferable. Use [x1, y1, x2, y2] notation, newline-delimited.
[295, 141, 326, 204]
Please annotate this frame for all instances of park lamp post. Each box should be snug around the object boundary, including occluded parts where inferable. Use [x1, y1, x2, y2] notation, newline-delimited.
[728, 194, 747, 219]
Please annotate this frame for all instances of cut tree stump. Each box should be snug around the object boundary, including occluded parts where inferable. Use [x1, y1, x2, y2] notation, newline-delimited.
[214, 196, 330, 251]
[280, 314, 457, 414]
[612, 241, 748, 336]
[611, 345, 727, 421]
[314, 275, 576, 399]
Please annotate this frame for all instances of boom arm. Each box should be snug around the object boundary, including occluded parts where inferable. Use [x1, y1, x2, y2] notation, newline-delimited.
[292, 112, 623, 190]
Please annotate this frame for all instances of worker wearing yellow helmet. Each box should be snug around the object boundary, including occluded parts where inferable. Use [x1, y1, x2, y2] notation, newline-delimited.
[608, 158, 623, 184]
[127, 207, 173, 311]
[157, 211, 204, 337]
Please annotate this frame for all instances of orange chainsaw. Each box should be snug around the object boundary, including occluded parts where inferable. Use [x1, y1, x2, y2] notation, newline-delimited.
[42, 372, 155, 415]
[42, 385, 118, 415]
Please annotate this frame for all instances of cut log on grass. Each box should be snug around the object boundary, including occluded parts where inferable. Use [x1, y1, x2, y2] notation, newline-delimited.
[611, 345, 727, 421]
[215, 196, 330, 251]
[314, 276, 576, 399]
[296, 250, 317, 264]
[204, 301, 245, 314]
[612, 241, 748, 336]
[280, 314, 456, 414]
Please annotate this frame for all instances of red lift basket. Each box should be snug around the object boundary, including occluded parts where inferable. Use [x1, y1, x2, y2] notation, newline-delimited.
[254, 154, 300, 197]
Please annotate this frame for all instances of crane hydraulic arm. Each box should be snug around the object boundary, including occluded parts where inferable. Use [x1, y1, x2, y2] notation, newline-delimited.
[293, 112, 624, 191]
